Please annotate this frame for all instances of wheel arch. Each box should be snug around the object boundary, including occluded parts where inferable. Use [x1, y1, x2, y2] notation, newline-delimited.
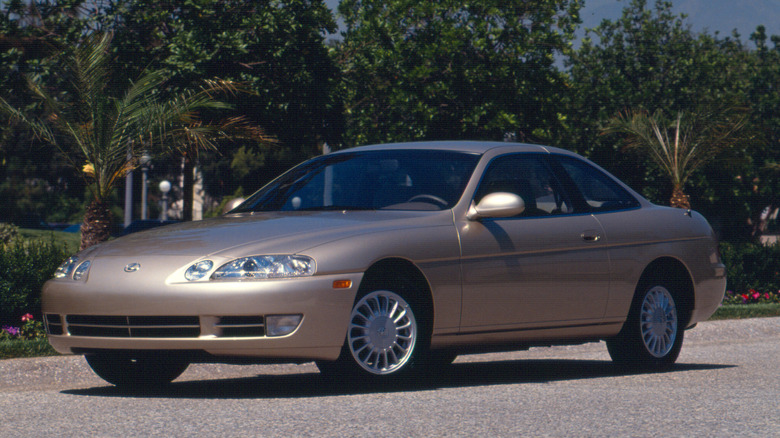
[637, 257, 695, 327]
[357, 258, 435, 332]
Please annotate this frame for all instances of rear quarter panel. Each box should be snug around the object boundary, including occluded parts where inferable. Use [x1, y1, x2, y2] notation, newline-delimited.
[593, 206, 726, 325]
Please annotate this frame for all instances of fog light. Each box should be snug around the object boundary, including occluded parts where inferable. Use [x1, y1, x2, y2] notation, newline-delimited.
[266, 314, 302, 337]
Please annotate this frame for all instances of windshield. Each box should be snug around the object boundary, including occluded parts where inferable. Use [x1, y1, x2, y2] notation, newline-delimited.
[232, 150, 481, 212]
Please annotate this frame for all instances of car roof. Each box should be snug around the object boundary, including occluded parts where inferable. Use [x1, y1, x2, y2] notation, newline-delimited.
[334, 141, 578, 156]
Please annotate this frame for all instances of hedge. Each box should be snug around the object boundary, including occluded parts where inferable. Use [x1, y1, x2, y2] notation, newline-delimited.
[0, 237, 69, 326]
[719, 241, 780, 295]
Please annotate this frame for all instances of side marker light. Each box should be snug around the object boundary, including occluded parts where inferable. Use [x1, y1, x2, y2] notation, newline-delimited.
[333, 280, 352, 289]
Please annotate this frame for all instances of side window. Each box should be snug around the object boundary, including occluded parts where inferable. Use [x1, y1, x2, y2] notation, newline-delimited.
[475, 154, 573, 217]
[556, 156, 639, 212]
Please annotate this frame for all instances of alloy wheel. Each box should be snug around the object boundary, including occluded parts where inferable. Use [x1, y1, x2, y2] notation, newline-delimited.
[347, 290, 418, 375]
[639, 286, 678, 358]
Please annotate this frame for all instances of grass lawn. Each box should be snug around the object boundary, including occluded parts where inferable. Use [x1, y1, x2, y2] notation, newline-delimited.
[18, 228, 80, 254]
[709, 302, 780, 320]
[0, 338, 58, 360]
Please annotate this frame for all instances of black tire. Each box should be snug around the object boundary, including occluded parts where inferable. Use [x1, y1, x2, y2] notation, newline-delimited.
[317, 278, 431, 379]
[85, 352, 189, 387]
[607, 278, 685, 369]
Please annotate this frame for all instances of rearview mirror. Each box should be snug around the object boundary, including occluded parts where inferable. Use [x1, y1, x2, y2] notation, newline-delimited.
[467, 192, 525, 220]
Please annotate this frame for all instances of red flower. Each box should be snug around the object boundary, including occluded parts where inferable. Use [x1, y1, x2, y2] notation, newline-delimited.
[752, 291, 761, 300]
[765, 293, 771, 300]
[21, 313, 33, 322]
[741, 294, 749, 302]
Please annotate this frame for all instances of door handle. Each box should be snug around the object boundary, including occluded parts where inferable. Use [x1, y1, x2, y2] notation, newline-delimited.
[581, 230, 602, 242]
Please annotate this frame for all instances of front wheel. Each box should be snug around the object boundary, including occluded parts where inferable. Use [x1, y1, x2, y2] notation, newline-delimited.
[607, 281, 684, 369]
[317, 286, 429, 379]
[85, 353, 189, 387]
[347, 289, 421, 375]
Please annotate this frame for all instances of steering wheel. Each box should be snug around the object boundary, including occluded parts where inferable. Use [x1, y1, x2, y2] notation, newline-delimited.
[406, 194, 448, 208]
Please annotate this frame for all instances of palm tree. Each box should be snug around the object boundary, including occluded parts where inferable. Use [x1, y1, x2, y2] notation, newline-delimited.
[172, 115, 273, 222]
[0, 33, 271, 249]
[603, 108, 747, 209]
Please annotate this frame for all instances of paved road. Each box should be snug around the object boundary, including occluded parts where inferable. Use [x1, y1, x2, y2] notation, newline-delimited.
[1, 317, 778, 437]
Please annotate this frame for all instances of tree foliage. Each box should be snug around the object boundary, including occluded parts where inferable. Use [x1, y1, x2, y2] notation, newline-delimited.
[0, 1, 97, 226]
[101, 0, 343, 195]
[1, 0, 780, 244]
[563, 0, 775, 240]
[0, 32, 268, 248]
[565, 0, 750, 171]
[603, 108, 748, 209]
[336, 0, 582, 146]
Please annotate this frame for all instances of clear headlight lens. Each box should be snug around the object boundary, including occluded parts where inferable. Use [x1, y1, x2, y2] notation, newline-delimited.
[72, 261, 91, 281]
[53, 256, 91, 281]
[54, 256, 79, 279]
[212, 255, 316, 280]
[185, 260, 214, 281]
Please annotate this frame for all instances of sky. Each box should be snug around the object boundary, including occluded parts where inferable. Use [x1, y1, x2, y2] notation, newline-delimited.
[323, 0, 780, 41]
[581, 0, 780, 38]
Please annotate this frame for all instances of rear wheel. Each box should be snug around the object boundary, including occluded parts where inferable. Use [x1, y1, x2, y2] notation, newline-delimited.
[85, 353, 189, 387]
[607, 280, 684, 369]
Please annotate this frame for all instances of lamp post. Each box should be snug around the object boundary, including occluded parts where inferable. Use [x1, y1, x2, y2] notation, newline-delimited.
[140, 153, 152, 220]
[159, 180, 171, 221]
[123, 149, 133, 227]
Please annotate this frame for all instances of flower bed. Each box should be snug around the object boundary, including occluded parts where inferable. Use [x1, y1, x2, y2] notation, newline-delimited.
[0, 314, 57, 359]
[723, 289, 780, 305]
[1, 314, 46, 342]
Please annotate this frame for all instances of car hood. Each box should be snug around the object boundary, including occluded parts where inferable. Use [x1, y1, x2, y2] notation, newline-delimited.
[89, 210, 453, 259]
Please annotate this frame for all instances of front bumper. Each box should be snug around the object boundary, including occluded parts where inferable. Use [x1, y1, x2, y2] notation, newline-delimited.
[42, 273, 363, 361]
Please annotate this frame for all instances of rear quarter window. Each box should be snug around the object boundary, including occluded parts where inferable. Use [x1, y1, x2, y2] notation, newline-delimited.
[555, 155, 640, 213]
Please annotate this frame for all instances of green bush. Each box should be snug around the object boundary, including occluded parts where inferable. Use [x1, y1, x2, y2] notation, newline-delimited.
[719, 242, 780, 295]
[0, 238, 69, 326]
[0, 222, 19, 245]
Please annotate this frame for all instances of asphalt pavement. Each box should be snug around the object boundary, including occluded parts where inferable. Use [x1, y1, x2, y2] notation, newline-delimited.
[1, 317, 778, 437]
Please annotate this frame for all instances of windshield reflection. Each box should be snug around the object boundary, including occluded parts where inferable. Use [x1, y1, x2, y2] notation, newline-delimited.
[232, 150, 481, 213]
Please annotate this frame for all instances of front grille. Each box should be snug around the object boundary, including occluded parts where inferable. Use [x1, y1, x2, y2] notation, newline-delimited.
[46, 314, 269, 338]
[65, 315, 200, 338]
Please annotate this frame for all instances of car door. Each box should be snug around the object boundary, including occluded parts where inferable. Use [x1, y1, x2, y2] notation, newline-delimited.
[457, 153, 611, 330]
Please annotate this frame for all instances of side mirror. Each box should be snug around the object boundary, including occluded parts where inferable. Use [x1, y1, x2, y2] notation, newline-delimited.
[467, 192, 525, 220]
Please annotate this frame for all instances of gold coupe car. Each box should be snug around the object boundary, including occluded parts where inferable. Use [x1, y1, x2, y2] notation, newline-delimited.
[42, 141, 726, 386]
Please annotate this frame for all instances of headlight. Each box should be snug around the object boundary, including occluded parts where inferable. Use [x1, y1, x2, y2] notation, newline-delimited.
[185, 260, 214, 281]
[53, 256, 91, 281]
[54, 256, 79, 279]
[211, 255, 316, 280]
[72, 261, 91, 281]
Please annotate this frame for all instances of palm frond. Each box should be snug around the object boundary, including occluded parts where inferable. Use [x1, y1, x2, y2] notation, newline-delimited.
[1, 31, 274, 247]
[0, 95, 57, 145]
[603, 108, 745, 190]
[67, 33, 112, 122]
[3, 31, 272, 206]
[136, 79, 272, 157]
[604, 109, 681, 185]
